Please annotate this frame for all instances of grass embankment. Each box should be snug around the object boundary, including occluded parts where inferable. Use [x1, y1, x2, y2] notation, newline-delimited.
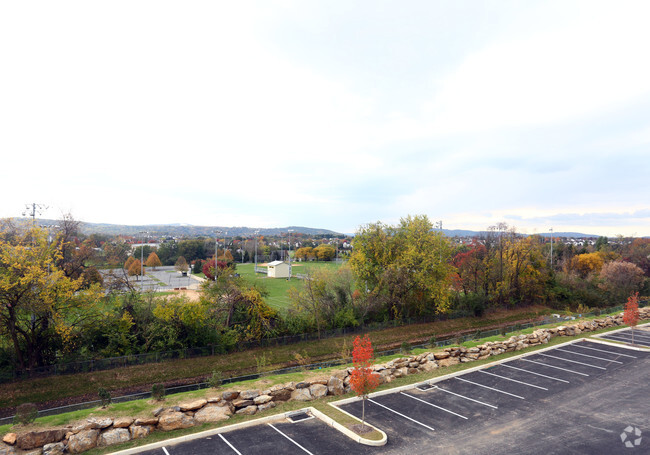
[0, 306, 551, 411]
[2, 314, 644, 452]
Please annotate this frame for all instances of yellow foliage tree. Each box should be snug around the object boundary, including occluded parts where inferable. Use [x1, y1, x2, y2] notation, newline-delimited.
[145, 251, 162, 270]
[0, 225, 102, 370]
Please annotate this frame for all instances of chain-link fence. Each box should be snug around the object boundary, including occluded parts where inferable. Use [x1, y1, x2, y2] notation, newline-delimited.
[0, 304, 626, 425]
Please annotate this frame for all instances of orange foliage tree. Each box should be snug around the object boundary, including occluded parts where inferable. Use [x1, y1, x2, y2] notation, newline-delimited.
[350, 334, 380, 428]
[623, 292, 640, 345]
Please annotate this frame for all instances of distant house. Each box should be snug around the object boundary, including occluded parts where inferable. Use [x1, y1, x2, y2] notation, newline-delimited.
[267, 260, 290, 278]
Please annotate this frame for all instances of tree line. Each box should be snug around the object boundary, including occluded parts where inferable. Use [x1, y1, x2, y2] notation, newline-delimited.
[0, 215, 648, 375]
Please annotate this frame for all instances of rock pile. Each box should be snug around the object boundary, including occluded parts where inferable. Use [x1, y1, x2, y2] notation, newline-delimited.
[1, 309, 648, 454]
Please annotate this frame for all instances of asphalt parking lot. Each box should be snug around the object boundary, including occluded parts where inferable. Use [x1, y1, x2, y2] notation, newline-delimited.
[127, 339, 648, 455]
[339, 339, 648, 454]
[135, 414, 379, 455]
[597, 326, 650, 348]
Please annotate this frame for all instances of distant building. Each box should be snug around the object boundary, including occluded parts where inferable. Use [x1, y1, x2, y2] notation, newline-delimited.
[267, 260, 290, 278]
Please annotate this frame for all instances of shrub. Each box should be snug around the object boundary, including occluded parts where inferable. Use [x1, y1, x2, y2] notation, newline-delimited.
[208, 370, 223, 389]
[428, 335, 437, 348]
[98, 387, 111, 407]
[13, 403, 38, 425]
[400, 341, 411, 354]
[152, 383, 165, 401]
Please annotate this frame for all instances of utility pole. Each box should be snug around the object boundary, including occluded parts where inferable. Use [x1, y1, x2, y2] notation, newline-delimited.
[214, 230, 222, 282]
[550, 228, 554, 270]
[288, 229, 294, 280]
[139, 231, 147, 290]
[23, 203, 48, 226]
[254, 230, 260, 272]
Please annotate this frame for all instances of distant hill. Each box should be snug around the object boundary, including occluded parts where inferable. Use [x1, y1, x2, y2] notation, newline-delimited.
[19, 219, 341, 237]
[441, 229, 600, 238]
[11, 218, 601, 238]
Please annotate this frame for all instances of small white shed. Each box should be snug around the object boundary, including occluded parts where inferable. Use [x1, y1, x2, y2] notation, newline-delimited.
[267, 260, 290, 278]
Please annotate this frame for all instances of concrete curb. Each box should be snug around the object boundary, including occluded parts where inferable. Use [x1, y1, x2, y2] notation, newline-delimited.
[590, 321, 650, 351]
[331, 337, 585, 408]
[108, 404, 387, 454]
[108, 411, 289, 455]
[310, 406, 387, 446]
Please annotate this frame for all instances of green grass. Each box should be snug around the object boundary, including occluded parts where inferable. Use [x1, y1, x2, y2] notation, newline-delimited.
[6, 318, 639, 453]
[236, 262, 345, 312]
[0, 305, 554, 410]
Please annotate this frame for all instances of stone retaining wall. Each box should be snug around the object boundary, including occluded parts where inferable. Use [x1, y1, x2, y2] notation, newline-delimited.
[2, 308, 648, 455]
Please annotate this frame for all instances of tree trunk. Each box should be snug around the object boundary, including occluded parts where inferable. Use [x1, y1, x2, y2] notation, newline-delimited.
[362, 397, 366, 427]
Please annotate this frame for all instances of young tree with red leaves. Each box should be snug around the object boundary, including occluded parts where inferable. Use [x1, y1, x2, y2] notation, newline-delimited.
[350, 334, 380, 428]
[623, 292, 640, 345]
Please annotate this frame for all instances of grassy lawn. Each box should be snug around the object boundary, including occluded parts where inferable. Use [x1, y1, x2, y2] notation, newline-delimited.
[236, 262, 344, 312]
[3, 315, 645, 451]
[0, 306, 552, 410]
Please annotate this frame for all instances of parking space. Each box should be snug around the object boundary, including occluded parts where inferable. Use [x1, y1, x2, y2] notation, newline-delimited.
[598, 326, 650, 347]
[130, 339, 648, 454]
[135, 414, 378, 455]
[339, 339, 649, 454]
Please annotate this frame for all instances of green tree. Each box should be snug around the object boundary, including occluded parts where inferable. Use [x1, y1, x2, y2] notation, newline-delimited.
[349, 215, 454, 319]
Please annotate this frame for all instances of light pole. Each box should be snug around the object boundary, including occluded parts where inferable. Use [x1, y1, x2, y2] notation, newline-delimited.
[214, 230, 222, 282]
[550, 228, 554, 270]
[254, 230, 260, 272]
[139, 231, 147, 290]
[288, 229, 294, 280]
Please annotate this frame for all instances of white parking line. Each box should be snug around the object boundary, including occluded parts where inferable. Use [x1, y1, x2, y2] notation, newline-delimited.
[601, 333, 650, 345]
[268, 424, 315, 455]
[520, 358, 589, 376]
[479, 370, 548, 390]
[537, 353, 607, 370]
[218, 434, 242, 455]
[368, 398, 436, 431]
[433, 385, 498, 409]
[162, 448, 170, 455]
[554, 348, 623, 364]
[572, 344, 637, 358]
[627, 330, 650, 339]
[500, 364, 569, 383]
[455, 377, 525, 399]
[400, 392, 468, 419]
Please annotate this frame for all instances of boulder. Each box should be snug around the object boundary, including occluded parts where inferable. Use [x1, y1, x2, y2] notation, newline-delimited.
[222, 391, 240, 401]
[239, 389, 260, 400]
[327, 377, 345, 396]
[309, 384, 328, 399]
[112, 417, 134, 428]
[433, 352, 450, 360]
[291, 388, 313, 401]
[438, 357, 460, 368]
[98, 428, 131, 446]
[232, 399, 254, 408]
[134, 417, 159, 426]
[16, 430, 66, 451]
[235, 405, 257, 416]
[2, 435, 15, 446]
[42, 442, 65, 455]
[193, 404, 232, 423]
[179, 399, 207, 412]
[129, 425, 153, 440]
[295, 382, 310, 389]
[270, 388, 292, 402]
[67, 430, 99, 454]
[0, 444, 15, 455]
[157, 411, 194, 431]
[257, 402, 277, 412]
[419, 361, 439, 372]
[253, 395, 273, 405]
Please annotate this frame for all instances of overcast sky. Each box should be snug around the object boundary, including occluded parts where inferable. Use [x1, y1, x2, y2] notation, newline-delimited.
[2, 1, 650, 236]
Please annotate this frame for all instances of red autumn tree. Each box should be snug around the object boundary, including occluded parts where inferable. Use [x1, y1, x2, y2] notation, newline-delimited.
[349, 334, 380, 428]
[202, 258, 228, 281]
[623, 292, 640, 345]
